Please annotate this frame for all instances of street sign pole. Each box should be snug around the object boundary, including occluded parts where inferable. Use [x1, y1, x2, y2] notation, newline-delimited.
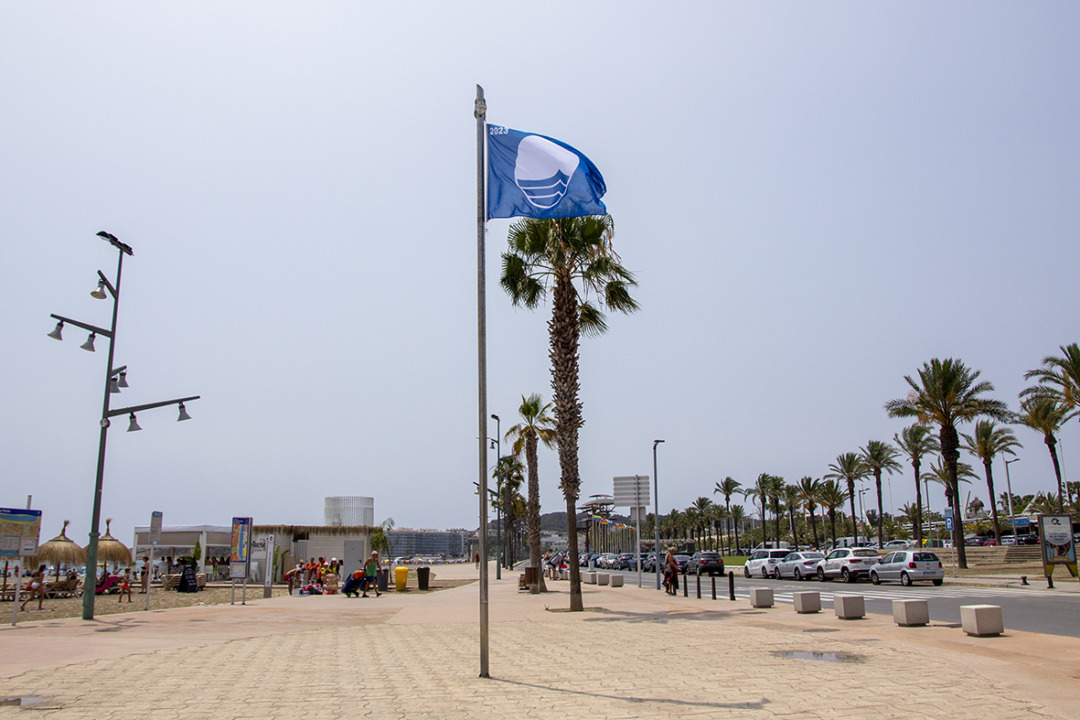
[945, 514, 956, 577]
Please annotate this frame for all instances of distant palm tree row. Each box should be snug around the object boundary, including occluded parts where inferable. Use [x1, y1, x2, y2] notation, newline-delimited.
[649, 346, 1080, 569]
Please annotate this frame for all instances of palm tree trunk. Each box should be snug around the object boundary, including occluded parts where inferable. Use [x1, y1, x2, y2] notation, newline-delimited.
[940, 425, 968, 568]
[773, 501, 782, 547]
[912, 462, 923, 546]
[809, 507, 819, 549]
[828, 510, 837, 546]
[525, 433, 546, 593]
[846, 480, 858, 539]
[981, 459, 1001, 542]
[1046, 435, 1064, 512]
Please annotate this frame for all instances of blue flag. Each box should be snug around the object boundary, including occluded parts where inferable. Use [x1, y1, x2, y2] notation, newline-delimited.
[487, 125, 607, 220]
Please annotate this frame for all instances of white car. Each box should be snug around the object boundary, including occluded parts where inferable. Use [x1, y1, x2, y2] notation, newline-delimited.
[815, 548, 881, 583]
[869, 550, 944, 586]
[881, 540, 912, 550]
[744, 548, 793, 579]
[772, 551, 826, 580]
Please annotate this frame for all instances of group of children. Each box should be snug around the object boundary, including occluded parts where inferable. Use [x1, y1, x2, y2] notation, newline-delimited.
[286, 551, 383, 598]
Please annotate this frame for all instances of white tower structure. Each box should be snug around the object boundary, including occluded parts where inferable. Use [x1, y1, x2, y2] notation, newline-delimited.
[324, 496, 374, 527]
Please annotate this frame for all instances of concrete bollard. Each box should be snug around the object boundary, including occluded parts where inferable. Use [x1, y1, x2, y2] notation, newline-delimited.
[609, 575, 624, 588]
[893, 599, 929, 627]
[961, 604, 1003, 636]
[750, 587, 774, 608]
[583, 572, 597, 585]
[834, 594, 865, 619]
[597, 573, 610, 586]
[792, 591, 821, 614]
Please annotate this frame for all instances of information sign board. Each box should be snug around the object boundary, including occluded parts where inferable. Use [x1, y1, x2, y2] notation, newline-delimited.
[149, 511, 163, 546]
[0, 508, 42, 558]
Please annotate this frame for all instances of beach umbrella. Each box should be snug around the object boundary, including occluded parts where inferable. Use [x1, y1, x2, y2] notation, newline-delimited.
[94, 518, 132, 568]
[36, 520, 87, 582]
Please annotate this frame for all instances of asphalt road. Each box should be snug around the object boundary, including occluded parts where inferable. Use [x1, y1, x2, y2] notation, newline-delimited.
[605, 567, 1080, 638]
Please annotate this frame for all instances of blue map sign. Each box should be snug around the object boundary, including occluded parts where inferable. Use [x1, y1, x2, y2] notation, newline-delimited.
[0, 508, 42, 558]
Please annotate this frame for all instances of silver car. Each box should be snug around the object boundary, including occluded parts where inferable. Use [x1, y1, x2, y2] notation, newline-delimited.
[869, 550, 944, 586]
[815, 547, 880, 582]
[772, 551, 826, 580]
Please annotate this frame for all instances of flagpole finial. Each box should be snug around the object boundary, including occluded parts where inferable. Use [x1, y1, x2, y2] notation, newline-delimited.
[475, 97, 487, 120]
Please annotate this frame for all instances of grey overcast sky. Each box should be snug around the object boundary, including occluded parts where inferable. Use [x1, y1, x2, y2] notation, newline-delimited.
[3, 3, 1078, 547]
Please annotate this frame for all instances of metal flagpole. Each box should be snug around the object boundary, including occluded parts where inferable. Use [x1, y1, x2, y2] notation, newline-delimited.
[475, 83, 490, 679]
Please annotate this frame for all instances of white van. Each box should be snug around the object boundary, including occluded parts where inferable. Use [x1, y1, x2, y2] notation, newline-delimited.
[831, 536, 871, 549]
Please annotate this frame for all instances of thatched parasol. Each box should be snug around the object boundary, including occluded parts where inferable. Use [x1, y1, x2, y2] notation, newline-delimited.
[36, 520, 87, 582]
[95, 518, 132, 568]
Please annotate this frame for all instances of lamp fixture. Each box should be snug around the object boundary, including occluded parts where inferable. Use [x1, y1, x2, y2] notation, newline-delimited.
[177, 403, 191, 422]
[48, 321, 64, 341]
[80, 333, 97, 352]
[91, 280, 108, 300]
[109, 378, 121, 394]
[117, 371, 129, 388]
[127, 413, 142, 432]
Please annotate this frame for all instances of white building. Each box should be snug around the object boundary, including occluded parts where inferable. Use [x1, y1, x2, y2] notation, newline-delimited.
[324, 496, 374, 527]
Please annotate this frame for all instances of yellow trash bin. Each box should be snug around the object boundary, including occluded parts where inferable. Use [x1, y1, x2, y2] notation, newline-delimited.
[395, 566, 408, 592]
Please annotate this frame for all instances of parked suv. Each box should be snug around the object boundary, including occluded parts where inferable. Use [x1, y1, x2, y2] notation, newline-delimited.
[816, 547, 880, 582]
[687, 551, 725, 576]
[869, 550, 944, 586]
[744, 549, 792, 578]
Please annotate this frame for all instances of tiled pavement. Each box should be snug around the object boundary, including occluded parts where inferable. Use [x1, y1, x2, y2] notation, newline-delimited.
[1, 564, 1076, 719]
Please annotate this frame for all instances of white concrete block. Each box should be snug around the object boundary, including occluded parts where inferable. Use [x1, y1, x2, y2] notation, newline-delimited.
[792, 591, 821, 614]
[609, 575, 624, 588]
[834, 594, 865, 619]
[750, 587, 774, 608]
[961, 604, 1003, 636]
[582, 572, 596, 585]
[893, 599, 929, 627]
[596, 573, 610, 586]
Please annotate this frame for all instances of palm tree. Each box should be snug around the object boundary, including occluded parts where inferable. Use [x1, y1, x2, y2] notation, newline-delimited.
[797, 477, 821, 549]
[494, 455, 525, 568]
[817, 479, 848, 547]
[896, 502, 919, 531]
[860, 440, 901, 548]
[1016, 392, 1069, 512]
[961, 420, 1021, 542]
[713, 477, 741, 554]
[885, 358, 1010, 568]
[1023, 343, 1080, 422]
[894, 424, 938, 547]
[500, 215, 639, 611]
[924, 456, 978, 527]
[690, 497, 713, 551]
[729, 505, 745, 553]
[826, 453, 868, 539]
[748, 475, 771, 547]
[505, 393, 557, 594]
[765, 475, 785, 546]
[783, 483, 801, 549]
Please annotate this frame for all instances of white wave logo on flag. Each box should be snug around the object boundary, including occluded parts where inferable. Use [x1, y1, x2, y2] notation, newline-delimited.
[513, 135, 580, 209]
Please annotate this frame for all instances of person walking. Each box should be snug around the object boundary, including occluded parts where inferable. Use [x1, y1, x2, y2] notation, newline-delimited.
[362, 551, 382, 597]
[663, 547, 679, 595]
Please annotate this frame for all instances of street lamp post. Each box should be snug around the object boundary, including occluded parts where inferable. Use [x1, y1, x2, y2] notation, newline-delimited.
[1004, 457, 1020, 538]
[49, 231, 199, 621]
[489, 438, 502, 580]
[491, 413, 503, 576]
[857, 486, 869, 541]
[653, 439, 664, 590]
